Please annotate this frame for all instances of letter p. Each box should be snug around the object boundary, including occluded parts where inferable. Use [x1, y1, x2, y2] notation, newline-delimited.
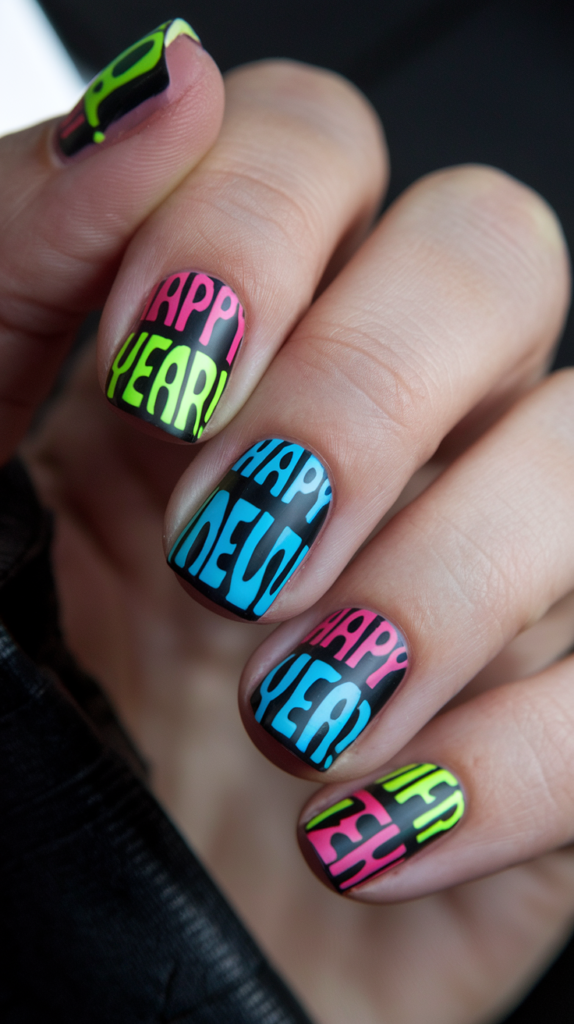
[282, 456, 323, 505]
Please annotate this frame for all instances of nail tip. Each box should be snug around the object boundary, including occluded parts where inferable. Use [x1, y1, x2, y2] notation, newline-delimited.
[55, 18, 201, 159]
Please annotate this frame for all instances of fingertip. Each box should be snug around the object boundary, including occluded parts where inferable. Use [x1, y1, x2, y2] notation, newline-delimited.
[53, 21, 224, 166]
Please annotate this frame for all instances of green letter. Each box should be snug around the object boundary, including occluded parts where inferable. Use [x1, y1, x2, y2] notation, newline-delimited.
[107, 332, 147, 400]
[414, 791, 465, 843]
[84, 30, 164, 134]
[204, 369, 228, 424]
[122, 334, 171, 408]
[147, 345, 190, 423]
[173, 351, 217, 435]
[394, 768, 459, 806]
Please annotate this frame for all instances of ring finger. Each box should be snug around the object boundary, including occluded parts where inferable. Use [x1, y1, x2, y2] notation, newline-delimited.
[297, 649, 574, 901]
[240, 370, 574, 781]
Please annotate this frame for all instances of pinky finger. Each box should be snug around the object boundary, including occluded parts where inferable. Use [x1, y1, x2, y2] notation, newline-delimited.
[298, 652, 574, 901]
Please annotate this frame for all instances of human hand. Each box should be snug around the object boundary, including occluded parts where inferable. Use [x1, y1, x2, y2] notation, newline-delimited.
[6, 22, 574, 1024]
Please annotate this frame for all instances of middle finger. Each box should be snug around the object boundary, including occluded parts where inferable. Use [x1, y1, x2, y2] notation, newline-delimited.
[165, 165, 568, 623]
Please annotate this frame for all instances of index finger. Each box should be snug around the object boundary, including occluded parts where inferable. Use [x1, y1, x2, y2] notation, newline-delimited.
[96, 60, 387, 445]
[0, 19, 223, 463]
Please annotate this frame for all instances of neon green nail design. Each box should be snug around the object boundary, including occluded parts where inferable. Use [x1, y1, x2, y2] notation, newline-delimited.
[58, 19, 200, 157]
[305, 799, 354, 831]
[304, 762, 465, 891]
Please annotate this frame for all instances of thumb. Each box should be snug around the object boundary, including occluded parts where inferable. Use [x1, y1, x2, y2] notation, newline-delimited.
[0, 18, 224, 463]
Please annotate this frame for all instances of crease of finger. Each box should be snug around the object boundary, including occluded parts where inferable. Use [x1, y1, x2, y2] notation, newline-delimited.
[306, 655, 574, 904]
[97, 60, 388, 460]
[184, 168, 330, 266]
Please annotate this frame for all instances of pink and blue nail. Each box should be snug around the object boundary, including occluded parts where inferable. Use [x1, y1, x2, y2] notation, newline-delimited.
[251, 608, 409, 769]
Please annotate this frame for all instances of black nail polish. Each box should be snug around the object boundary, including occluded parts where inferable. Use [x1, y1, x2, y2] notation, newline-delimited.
[57, 19, 200, 158]
[168, 439, 332, 619]
[251, 608, 409, 770]
[304, 763, 465, 891]
[106, 271, 244, 442]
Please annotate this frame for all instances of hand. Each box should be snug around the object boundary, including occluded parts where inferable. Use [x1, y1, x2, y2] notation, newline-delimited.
[5, 23, 574, 1024]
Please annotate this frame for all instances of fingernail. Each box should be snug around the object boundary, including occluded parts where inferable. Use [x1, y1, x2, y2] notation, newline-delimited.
[250, 608, 409, 770]
[303, 763, 465, 891]
[167, 439, 332, 619]
[106, 271, 244, 441]
[56, 19, 201, 159]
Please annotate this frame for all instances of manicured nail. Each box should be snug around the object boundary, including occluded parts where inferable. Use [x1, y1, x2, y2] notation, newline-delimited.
[250, 608, 409, 770]
[56, 19, 200, 158]
[168, 439, 332, 619]
[304, 763, 465, 891]
[106, 271, 244, 441]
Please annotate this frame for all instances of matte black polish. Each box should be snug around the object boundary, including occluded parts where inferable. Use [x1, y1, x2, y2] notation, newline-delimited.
[304, 763, 465, 891]
[106, 270, 244, 442]
[168, 439, 332, 619]
[251, 608, 409, 770]
[56, 19, 201, 158]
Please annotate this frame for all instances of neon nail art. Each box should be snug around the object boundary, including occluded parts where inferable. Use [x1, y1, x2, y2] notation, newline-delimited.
[305, 763, 465, 891]
[57, 19, 200, 157]
[251, 608, 409, 770]
[168, 439, 332, 619]
[106, 271, 244, 441]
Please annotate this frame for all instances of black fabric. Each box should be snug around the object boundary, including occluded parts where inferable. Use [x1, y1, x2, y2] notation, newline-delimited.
[0, 460, 313, 1023]
[0, 460, 146, 779]
[21, 0, 574, 1017]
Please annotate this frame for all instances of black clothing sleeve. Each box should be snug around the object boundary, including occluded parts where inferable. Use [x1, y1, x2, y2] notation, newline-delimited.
[0, 460, 313, 1024]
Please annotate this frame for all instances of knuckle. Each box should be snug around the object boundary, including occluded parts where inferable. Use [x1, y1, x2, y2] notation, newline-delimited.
[180, 63, 388, 301]
[404, 165, 569, 313]
[226, 58, 385, 155]
[223, 60, 387, 208]
[289, 318, 439, 476]
[189, 165, 328, 303]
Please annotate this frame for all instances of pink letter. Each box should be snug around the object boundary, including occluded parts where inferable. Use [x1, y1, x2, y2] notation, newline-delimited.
[346, 618, 398, 669]
[306, 789, 394, 865]
[145, 272, 190, 327]
[335, 838, 405, 889]
[198, 286, 238, 347]
[365, 645, 408, 689]
[226, 302, 245, 364]
[175, 273, 214, 332]
[301, 609, 351, 647]
[320, 609, 378, 663]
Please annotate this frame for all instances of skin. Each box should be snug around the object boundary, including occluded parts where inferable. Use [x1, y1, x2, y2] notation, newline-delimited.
[2, 42, 574, 1024]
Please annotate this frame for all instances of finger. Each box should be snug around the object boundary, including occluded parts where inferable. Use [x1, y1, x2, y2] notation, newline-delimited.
[240, 370, 574, 777]
[0, 19, 224, 463]
[449, 588, 574, 706]
[165, 166, 569, 622]
[97, 59, 387, 445]
[297, 651, 574, 902]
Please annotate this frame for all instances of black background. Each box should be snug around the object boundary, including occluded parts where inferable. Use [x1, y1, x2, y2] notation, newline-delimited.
[37, 0, 574, 1019]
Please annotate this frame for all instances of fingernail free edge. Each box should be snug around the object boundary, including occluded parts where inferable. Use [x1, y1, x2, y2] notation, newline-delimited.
[56, 19, 200, 158]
